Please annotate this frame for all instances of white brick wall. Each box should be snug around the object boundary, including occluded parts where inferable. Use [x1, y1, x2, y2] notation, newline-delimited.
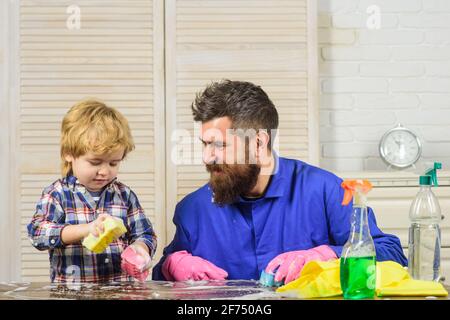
[359, 63, 424, 77]
[323, 78, 388, 93]
[319, 0, 450, 172]
[358, 0, 422, 13]
[423, 0, 450, 12]
[354, 94, 420, 108]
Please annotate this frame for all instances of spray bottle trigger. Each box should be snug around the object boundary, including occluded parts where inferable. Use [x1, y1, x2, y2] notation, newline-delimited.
[340, 179, 373, 206]
[342, 189, 354, 206]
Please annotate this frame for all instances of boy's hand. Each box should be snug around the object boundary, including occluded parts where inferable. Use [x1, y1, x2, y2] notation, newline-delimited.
[86, 213, 110, 237]
[63, 214, 125, 245]
[130, 241, 152, 271]
[121, 242, 152, 281]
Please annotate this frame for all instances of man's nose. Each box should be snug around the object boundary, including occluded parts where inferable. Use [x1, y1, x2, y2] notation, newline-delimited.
[203, 146, 216, 165]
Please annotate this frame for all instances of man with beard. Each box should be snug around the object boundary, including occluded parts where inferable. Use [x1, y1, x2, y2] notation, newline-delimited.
[152, 80, 407, 284]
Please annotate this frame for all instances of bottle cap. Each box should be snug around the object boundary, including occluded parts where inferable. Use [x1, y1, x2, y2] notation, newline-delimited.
[419, 175, 432, 186]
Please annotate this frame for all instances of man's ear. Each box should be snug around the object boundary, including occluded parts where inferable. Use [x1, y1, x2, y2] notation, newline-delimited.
[256, 130, 270, 154]
[255, 130, 272, 170]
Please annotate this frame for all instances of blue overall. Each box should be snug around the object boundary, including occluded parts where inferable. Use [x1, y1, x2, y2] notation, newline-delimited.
[153, 157, 407, 280]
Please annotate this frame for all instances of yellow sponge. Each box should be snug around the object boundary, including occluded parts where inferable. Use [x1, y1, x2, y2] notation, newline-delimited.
[82, 217, 127, 253]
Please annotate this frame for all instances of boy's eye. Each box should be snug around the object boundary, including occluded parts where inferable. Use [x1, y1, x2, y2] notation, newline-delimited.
[89, 161, 101, 166]
[110, 162, 118, 167]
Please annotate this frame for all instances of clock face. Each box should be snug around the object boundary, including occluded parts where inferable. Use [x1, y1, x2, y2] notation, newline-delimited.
[379, 128, 422, 168]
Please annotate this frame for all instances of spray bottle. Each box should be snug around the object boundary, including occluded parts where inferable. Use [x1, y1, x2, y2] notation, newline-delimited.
[408, 162, 442, 281]
[340, 179, 376, 299]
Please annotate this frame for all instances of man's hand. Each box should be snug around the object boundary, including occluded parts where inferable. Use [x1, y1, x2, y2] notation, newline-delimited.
[162, 250, 228, 281]
[265, 245, 337, 284]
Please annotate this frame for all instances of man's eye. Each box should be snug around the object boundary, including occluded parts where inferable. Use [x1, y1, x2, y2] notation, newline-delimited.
[215, 143, 225, 149]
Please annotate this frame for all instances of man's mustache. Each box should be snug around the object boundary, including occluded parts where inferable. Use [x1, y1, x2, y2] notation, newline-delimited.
[206, 163, 228, 173]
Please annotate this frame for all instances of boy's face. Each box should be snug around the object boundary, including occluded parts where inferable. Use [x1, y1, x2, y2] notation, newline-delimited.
[65, 148, 125, 192]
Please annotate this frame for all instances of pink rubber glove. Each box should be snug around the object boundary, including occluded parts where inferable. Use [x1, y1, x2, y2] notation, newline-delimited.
[162, 250, 228, 281]
[121, 245, 151, 281]
[265, 245, 337, 284]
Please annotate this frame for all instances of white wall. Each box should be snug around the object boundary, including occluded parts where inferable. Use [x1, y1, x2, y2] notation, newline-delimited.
[319, 0, 450, 172]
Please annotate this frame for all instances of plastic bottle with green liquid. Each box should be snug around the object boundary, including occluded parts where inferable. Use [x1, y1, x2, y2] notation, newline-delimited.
[340, 179, 377, 300]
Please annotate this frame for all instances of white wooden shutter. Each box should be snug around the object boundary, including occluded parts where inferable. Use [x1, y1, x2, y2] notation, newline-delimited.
[19, 0, 164, 282]
[165, 0, 318, 238]
[0, 0, 17, 281]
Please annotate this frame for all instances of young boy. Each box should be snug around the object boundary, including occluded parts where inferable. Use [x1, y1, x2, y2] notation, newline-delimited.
[27, 99, 157, 283]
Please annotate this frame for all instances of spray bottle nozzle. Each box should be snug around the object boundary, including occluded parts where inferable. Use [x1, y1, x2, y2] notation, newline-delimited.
[341, 179, 373, 206]
[423, 162, 442, 186]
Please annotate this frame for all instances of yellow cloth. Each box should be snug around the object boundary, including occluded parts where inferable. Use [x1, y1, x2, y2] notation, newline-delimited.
[276, 259, 448, 299]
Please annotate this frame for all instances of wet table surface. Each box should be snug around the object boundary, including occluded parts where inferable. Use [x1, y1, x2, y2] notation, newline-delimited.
[1, 281, 449, 300]
[0, 280, 280, 300]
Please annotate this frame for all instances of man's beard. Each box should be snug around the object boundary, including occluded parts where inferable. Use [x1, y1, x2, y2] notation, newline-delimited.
[206, 163, 261, 206]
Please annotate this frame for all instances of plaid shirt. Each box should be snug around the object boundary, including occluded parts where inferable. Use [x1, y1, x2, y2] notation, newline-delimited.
[27, 175, 157, 283]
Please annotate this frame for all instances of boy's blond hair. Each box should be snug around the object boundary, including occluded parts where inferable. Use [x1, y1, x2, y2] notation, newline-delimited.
[60, 99, 135, 177]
